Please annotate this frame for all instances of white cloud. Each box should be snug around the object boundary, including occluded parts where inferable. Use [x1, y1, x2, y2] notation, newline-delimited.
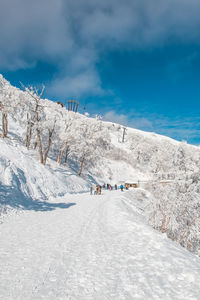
[103, 111, 153, 130]
[1, 0, 200, 95]
[103, 111, 129, 126]
[49, 69, 104, 98]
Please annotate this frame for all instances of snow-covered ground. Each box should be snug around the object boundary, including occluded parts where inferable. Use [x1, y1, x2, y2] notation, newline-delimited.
[1, 189, 200, 300]
[0, 136, 90, 223]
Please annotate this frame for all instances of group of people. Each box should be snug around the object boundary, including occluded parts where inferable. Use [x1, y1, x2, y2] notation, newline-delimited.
[90, 185, 102, 195]
[90, 183, 124, 195]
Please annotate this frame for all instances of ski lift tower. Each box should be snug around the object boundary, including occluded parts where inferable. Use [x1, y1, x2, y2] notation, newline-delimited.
[67, 100, 80, 112]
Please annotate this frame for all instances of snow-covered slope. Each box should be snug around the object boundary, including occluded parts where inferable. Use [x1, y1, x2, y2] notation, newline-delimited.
[0, 136, 90, 221]
[1, 190, 200, 299]
[1, 74, 200, 255]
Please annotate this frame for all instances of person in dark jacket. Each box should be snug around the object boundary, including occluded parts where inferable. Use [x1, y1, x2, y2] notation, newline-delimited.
[90, 186, 93, 195]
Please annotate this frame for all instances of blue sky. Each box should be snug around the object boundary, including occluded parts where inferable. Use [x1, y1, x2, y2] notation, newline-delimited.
[1, 0, 200, 144]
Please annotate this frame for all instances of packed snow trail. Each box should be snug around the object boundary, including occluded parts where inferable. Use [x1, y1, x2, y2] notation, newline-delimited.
[1, 191, 200, 300]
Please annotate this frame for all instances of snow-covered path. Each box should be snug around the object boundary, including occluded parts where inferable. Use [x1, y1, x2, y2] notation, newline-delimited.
[1, 191, 200, 300]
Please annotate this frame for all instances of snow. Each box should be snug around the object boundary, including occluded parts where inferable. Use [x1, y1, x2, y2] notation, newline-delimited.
[1, 74, 200, 298]
[0, 136, 89, 222]
[1, 190, 200, 299]
[95, 158, 149, 185]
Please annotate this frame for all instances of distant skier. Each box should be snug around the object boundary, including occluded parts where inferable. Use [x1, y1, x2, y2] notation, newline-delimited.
[120, 184, 124, 191]
[115, 184, 117, 190]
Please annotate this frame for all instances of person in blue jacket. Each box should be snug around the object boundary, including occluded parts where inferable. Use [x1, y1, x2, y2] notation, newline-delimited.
[120, 184, 124, 191]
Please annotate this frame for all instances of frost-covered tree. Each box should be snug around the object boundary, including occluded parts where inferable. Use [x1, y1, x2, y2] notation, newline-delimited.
[0, 79, 13, 138]
[0, 83, 23, 139]
[71, 118, 110, 176]
[147, 173, 200, 255]
[0, 99, 8, 138]
[55, 112, 75, 165]
[22, 85, 57, 165]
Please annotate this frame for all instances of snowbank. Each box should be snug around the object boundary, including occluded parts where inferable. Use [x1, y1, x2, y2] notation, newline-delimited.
[0, 138, 89, 220]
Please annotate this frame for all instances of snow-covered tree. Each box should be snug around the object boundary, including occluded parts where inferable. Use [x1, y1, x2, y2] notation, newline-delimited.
[22, 85, 58, 165]
[55, 112, 75, 165]
[0, 79, 13, 138]
[147, 173, 200, 255]
[71, 118, 110, 176]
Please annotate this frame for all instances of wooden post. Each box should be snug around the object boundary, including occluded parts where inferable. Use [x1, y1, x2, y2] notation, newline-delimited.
[67, 100, 80, 113]
[122, 127, 127, 143]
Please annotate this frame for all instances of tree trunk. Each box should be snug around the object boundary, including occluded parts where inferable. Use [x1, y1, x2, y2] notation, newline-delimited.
[34, 141, 38, 149]
[78, 155, 86, 176]
[43, 132, 52, 165]
[64, 146, 70, 163]
[43, 122, 56, 165]
[2, 112, 8, 138]
[36, 125, 43, 164]
[179, 229, 188, 244]
[26, 123, 34, 149]
[43, 139, 51, 165]
[26, 113, 35, 149]
[57, 143, 69, 165]
[179, 215, 199, 244]
[57, 150, 61, 164]
[57, 149, 64, 165]
[161, 214, 166, 232]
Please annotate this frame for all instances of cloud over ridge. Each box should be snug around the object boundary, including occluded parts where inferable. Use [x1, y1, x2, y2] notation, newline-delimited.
[1, 0, 200, 96]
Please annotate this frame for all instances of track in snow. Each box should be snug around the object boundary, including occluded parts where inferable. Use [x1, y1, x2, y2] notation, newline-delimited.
[1, 190, 200, 300]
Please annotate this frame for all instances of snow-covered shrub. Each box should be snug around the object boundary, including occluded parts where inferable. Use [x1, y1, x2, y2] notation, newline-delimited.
[147, 174, 200, 255]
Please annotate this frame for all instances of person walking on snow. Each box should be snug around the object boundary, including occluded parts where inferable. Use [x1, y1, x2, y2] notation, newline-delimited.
[120, 184, 124, 191]
[90, 186, 93, 195]
[93, 184, 97, 195]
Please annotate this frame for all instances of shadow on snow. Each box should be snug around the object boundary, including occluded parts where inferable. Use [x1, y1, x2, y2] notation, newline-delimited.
[0, 183, 76, 213]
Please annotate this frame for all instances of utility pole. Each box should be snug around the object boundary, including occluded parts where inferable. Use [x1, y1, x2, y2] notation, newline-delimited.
[122, 127, 127, 143]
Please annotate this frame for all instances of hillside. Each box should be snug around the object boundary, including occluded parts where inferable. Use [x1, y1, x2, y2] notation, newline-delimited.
[0, 74, 200, 255]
